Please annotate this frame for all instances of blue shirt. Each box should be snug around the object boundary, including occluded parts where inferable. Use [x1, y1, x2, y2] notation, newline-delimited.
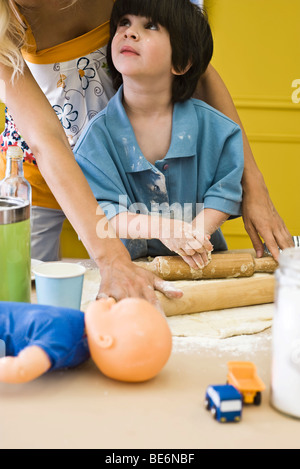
[0, 302, 90, 372]
[74, 86, 244, 260]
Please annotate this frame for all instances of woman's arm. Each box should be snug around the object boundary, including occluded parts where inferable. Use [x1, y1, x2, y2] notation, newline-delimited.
[0, 63, 181, 307]
[0, 64, 123, 262]
[195, 64, 293, 260]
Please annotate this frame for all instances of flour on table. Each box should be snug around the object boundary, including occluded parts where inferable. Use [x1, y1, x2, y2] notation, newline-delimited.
[80, 266, 273, 341]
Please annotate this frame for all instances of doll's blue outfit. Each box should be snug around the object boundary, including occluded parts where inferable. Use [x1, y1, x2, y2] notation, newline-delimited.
[0, 302, 90, 371]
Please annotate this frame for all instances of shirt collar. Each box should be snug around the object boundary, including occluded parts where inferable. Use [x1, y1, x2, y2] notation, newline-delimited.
[106, 85, 198, 173]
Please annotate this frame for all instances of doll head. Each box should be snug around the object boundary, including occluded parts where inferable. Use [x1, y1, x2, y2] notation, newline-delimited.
[85, 297, 172, 382]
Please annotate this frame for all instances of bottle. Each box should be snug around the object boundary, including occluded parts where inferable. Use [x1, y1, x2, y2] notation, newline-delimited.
[271, 247, 300, 418]
[0, 146, 31, 303]
[0, 145, 32, 204]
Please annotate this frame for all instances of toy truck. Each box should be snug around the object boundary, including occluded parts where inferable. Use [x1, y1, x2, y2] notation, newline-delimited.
[204, 385, 242, 423]
[227, 361, 265, 405]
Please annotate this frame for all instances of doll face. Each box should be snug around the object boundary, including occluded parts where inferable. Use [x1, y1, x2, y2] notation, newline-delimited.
[85, 297, 172, 382]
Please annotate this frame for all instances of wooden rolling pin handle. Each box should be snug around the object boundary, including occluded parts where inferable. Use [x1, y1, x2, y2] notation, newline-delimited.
[137, 253, 278, 280]
[253, 256, 278, 273]
[146, 253, 256, 280]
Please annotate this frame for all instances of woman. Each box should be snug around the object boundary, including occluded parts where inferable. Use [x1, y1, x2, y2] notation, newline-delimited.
[0, 0, 293, 303]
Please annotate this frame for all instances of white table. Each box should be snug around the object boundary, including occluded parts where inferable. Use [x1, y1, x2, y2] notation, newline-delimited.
[1, 259, 299, 449]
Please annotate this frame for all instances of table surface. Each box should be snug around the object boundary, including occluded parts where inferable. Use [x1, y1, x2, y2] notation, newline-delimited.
[1, 258, 300, 449]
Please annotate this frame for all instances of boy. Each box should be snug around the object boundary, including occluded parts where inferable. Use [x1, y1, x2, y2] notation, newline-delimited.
[74, 0, 244, 270]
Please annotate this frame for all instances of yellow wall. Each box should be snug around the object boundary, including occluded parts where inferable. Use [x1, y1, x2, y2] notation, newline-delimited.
[60, 219, 88, 258]
[206, 0, 300, 248]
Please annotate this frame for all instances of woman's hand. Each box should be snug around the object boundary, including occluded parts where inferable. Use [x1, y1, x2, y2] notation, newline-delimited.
[242, 175, 293, 260]
[96, 251, 183, 314]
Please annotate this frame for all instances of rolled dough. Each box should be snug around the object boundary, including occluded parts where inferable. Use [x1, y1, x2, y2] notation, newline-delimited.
[80, 266, 273, 340]
[167, 304, 273, 339]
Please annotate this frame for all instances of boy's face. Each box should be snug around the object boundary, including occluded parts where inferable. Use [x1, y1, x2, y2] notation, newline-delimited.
[111, 14, 174, 84]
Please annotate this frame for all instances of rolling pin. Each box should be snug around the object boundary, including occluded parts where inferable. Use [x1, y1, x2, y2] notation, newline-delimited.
[155, 274, 275, 316]
[136, 252, 278, 280]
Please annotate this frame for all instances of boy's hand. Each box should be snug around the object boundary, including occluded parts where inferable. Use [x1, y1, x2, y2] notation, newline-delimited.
[159, 219, 213, 270]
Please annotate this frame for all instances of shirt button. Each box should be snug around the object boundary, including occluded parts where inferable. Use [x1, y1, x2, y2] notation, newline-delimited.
[163, 164, 169, 171]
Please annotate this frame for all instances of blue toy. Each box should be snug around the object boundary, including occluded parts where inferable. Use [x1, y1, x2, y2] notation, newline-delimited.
[204, 384, 243, 423]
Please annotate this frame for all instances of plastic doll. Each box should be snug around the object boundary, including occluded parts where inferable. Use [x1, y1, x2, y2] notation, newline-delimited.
[85, 297, 172, 382]
[0, 298, 172, 384]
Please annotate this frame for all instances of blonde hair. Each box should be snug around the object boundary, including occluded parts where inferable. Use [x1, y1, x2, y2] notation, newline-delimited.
[0, 0, 26, 81]
[0, 0, 79, 82]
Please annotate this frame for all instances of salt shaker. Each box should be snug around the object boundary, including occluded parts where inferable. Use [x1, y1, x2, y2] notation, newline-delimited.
[271, 247, 300, 417]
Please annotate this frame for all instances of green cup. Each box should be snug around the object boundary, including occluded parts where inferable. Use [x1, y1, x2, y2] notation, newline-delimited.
[0, 197, 31, 302]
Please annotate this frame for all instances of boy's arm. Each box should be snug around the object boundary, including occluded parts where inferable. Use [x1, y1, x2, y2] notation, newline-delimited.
[194, 64, 293, 259]
[110, 212, 213, 269]
[110, 212, 157, 240]
[192, 208, 229, 239]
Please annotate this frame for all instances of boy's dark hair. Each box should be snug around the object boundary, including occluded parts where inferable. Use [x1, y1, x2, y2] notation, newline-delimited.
[107, 0, 214, 102]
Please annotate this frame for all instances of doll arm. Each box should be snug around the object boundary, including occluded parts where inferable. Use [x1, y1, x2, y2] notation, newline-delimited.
[0, 346, 51, 384]
[195, 64, 293, 260]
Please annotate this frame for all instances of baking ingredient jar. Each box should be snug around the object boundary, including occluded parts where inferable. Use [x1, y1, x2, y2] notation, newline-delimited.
[0, 197, 31, 302]
[271, 247, 300, 417]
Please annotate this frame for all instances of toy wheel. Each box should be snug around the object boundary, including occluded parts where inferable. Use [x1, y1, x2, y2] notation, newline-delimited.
[254, 392, 262, 406]
[204, 399, 210, 410]
[210, 406, 217, 420]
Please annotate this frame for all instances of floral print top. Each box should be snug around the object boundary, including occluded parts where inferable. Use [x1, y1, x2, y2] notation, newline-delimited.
[0, 20, 115, 208]
[0, 48, 115, 158]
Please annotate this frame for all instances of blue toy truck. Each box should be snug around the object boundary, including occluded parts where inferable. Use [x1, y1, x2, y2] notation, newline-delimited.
[205, 385, 243, 423]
